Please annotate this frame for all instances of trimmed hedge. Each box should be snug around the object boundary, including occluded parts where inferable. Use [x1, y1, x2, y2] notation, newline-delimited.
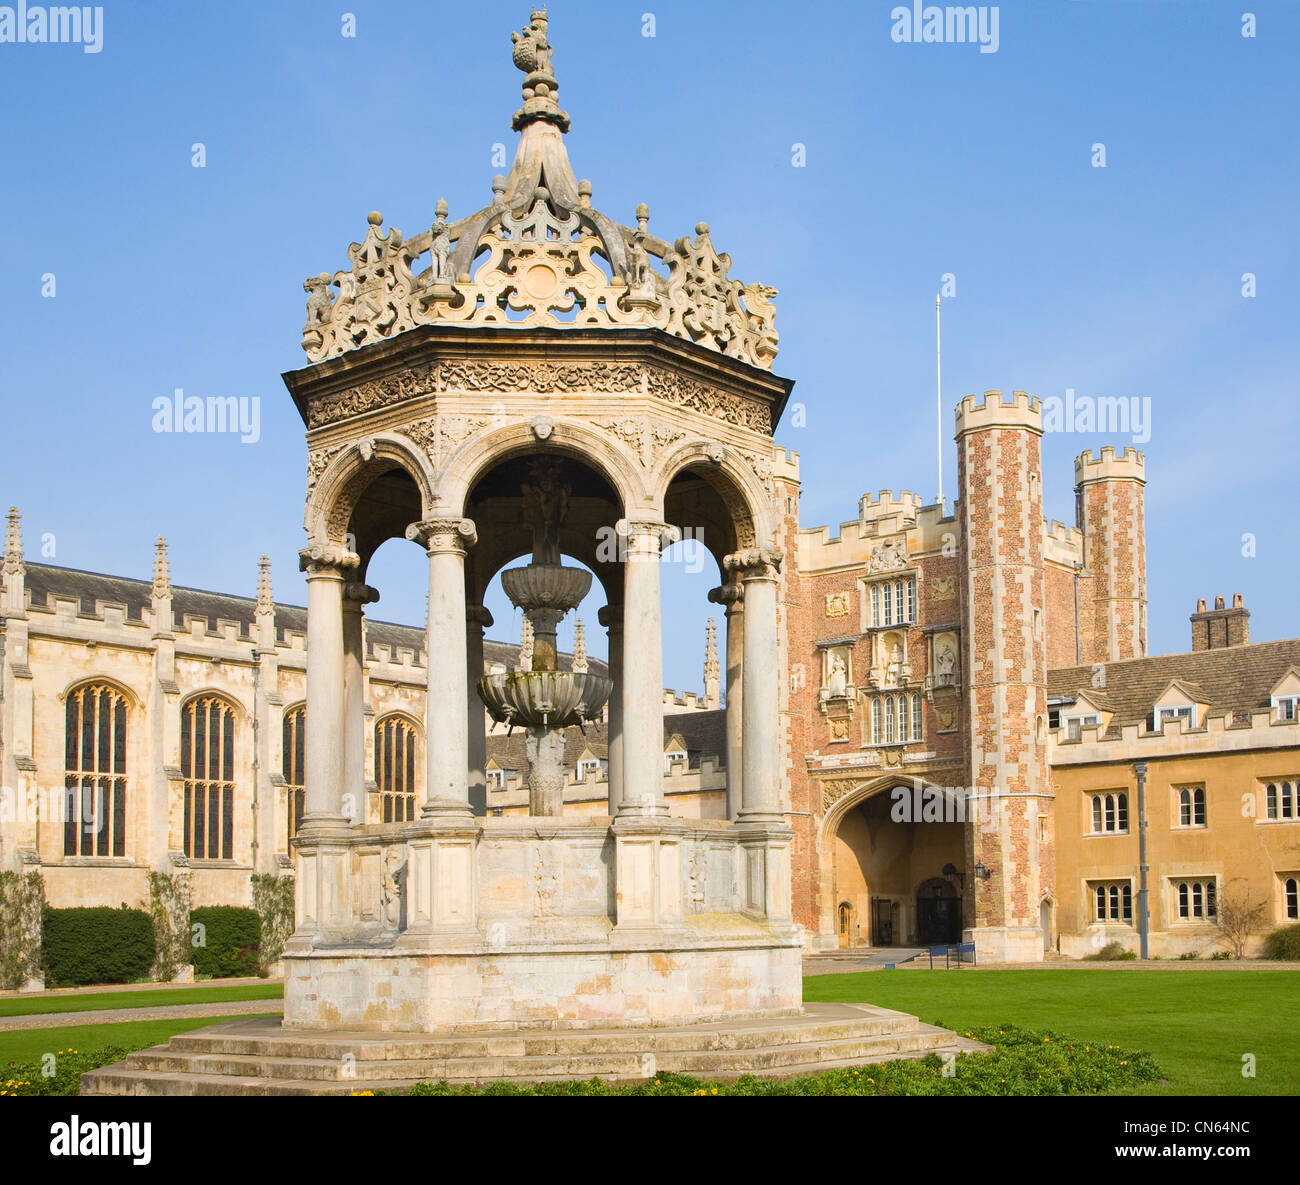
[41, 907, 155, 988]
[1263, 923, 1300, 961]
[190, 906, 262, 978]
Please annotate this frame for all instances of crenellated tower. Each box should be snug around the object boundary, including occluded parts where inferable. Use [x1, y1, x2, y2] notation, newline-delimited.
[1075, 446, 1146, 664]
[956, 391, 1051, 962]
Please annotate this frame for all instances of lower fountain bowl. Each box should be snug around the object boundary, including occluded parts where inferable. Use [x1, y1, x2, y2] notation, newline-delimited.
[477, 670, 613, 729]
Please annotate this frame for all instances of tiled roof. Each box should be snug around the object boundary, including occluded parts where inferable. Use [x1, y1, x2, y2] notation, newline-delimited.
[487, 707, 727, 771]
[1048, 639, 1300, 729]
[19, 562, 604, 675]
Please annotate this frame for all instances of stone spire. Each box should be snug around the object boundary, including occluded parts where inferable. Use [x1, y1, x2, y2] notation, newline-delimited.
[151, 536, 171, 599]
[256, 556, 273, 616]
[3, 507, 22, 576]
[572, 617, 588, 673]
[518, 615, 534, 672]
[703, 618, 720, 709]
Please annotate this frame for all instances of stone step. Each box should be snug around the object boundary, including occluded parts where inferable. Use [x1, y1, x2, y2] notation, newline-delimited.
[119, 1025, 961, 1084]
[82, 1005, 990, 1095]
[162, 1011, 918, 1063]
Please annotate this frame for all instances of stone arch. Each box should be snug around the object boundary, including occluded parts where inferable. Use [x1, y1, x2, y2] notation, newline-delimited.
[654, 441, 777, 561]
[58, 675, 142, 711]
[437, 419, 646, 521]
[305, 433, 439, 551]
[178, 687, 250, 723]
[816, 775, 969, 947]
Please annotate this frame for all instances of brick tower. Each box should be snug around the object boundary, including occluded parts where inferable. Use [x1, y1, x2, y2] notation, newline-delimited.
[1075, 446, 1146, 664]
[956, 392, 1051, 962]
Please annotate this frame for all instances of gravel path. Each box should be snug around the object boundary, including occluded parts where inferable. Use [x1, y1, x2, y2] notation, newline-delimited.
[0, 1000, 283, 1032]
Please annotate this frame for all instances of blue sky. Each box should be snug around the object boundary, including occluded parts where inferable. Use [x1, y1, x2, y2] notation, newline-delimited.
[1, 0, 1296, 690]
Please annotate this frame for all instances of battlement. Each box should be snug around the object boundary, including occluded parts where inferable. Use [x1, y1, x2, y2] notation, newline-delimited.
[954, 389, 1042, 435]
[1074, 446, 1146, 484]
[771, 446, 800, 483]
[858, 489, 923, 525]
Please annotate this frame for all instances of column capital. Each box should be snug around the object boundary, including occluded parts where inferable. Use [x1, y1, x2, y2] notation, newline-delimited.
[466, 604, 494, 630]
[724, 546, 783, 580]
[708, 583, 745, 609]
[617, 518, 680, 551]
[406, 517, 477, 555]
[598, 604, 624, 630]
[299, 544, 361, 577]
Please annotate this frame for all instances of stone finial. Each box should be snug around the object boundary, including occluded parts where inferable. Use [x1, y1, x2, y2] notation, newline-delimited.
[151, 536, 171, 600]
[518, 616, 535, 672]
[572, 617, 588, 673]
[704, 618, 720, 709]
[3, 507, 22, 575]
[257, 556, 273, 616]
[511, 7, 570, 132]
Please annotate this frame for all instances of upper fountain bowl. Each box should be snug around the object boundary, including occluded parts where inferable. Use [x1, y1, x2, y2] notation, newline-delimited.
[501, 564, 591, 612]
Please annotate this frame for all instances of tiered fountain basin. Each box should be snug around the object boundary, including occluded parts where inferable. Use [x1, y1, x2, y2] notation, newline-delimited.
[478, 669, 612, 729]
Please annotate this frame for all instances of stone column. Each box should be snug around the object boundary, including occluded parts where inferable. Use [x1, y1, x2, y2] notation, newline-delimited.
[342, 583, 378, 824]
[407, 518, 477, 815]
[709, 581, 744, 821]
[300, 550, 353, 831]
[466, 603, 493, 817]
[290, 545, 358, 946]
[725, 547, 792, 924]
[598, 604, 624, 815]
[618, 520, 677, 817]
[726, 548, 783, 824]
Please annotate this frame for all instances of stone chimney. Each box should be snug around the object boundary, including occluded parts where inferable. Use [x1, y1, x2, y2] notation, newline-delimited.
[1191, 593, 1250, 651]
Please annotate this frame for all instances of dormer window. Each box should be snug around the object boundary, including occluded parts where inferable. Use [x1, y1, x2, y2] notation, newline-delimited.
[1275, 696, 1299, 722]
[577, 757, 604, 780]
[1064, 713, 1101, 740]
[663, 750, 687, 775]
[1157, 704, 1196, 729]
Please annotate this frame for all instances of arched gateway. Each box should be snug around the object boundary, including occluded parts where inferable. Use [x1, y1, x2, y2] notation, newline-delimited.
[280, 9, 802, 1032]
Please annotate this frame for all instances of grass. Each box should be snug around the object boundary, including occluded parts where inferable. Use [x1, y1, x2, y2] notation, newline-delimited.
[804, 968, 1300, 1095]
[0, 982, 283, 1019]
[0, 1013, 282, 1066]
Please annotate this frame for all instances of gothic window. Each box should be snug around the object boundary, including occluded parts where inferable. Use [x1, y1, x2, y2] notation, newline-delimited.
[181, 696, 237, 861]
[63, 683, 129, 857]
[283, 706, 306, 848]
[1177, 786, 1206, 828]
[1092, 881, 1132, 922]
[1174, 878, 1217, 921]
[911, 693, 923, 742]
[1284, 877, 1299, 921]
[1089, 792, 1128, 834]
[1265, 781, 1296, 821]
[869, 694, 923, 745]
[375, 716, 418, 823]
[871, 699, 882, 745]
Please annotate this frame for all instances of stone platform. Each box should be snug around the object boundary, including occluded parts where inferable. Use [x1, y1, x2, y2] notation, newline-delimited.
[81, 1004, 987, 1095]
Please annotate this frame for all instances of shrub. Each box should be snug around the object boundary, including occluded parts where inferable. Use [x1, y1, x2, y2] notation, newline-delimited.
[190, 906, 261, 978]
[0, 1045, 129, 1097]
[0, 871, 44, 990]
[250, 874, 295, 969]
[1210, 950, 1233, 961]
[1084, 941, 1136, 962]
[1262, 923, 1300, 961]
[1178, 951, 1199, 960]
[41, 906, 155, 987]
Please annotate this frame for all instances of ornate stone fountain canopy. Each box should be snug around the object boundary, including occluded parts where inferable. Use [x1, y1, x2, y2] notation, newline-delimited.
[300, 8, 779, 371]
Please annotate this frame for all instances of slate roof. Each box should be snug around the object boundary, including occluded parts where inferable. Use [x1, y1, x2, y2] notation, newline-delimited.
[1048, 638, 1300, 730]
[19, 562, 604, 675]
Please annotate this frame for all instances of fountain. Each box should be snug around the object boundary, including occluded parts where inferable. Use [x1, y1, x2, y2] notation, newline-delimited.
[476, 459, 612, 815]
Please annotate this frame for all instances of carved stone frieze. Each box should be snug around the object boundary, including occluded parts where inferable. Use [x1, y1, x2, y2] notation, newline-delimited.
[306, 362, 439, 429]
[595, 416, 685, 467]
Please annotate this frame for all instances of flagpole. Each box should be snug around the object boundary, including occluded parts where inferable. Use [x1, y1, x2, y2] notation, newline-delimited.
[936, 294, 944, 507]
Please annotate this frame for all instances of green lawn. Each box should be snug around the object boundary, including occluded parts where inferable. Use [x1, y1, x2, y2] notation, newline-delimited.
[804, 968, 1300, 1095]
[0, 982, 283, 1019]
[0, 1013, 282, 1066]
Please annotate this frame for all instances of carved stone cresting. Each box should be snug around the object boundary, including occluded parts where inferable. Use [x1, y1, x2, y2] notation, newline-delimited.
[299, 17, 779, 369]
[868, 539, 907, 573]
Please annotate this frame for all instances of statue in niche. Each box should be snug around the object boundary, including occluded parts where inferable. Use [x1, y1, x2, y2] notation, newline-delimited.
[827, 652, 849, 698]
[886, 643, 904, 687]
[937, 643, 956, 679]
[521, 458, 569, 566]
